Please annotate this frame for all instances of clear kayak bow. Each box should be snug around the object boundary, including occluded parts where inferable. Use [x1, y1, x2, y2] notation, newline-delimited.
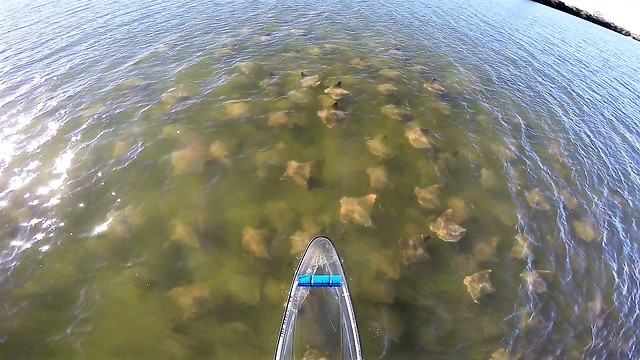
[274, 236, 362, 360]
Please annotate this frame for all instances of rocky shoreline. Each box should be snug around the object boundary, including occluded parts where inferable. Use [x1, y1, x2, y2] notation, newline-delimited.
[531, 0, 639, 42]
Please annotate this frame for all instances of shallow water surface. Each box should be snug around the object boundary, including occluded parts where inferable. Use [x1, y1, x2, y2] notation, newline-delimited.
[1, 0, 639, 359]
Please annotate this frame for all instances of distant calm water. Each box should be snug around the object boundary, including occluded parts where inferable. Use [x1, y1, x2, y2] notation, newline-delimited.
[1, 0, 639, 359]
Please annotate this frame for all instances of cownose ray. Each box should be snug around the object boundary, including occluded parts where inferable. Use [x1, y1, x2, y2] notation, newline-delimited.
[369, 251, 401, 280]
[548, 139, 570, 165]
[473, 236, 500, 263]
[242, 227, 270, 258]
[287, 89, 310, 103]
[317, 94, 337, 109]
[119, 77, 144, 89]
[526, 188, 551, 210]
[280, 160, 312, 187]
[423, 78, 446, 94]
[490, 143, 517, 162]
[308, 47, 321, 56]
[463, 269, 495, 303]
[261, 71, 283, 91]
[323, 44, 343, 51]
[289, 217, 322, 255]
[111, 139, 141, 159]
[521, 270, 552, 294]
[350, 58, 372, 69]
[414, 184, 442, 209]
[289, 225, 319, 256]
[300, 72, 322, 88]
[560, 188, 579, 210]
[290, 230, 312, 255]
[480, 168, 497, 189]
[236, 61, 258, 75]
[225, 101, 250, 119]
[161, 124, 186, 140]
[160, 85, 192, 107]
[212, 46, 234, 58]
[367, 135, 392, 158]
[490, 349, 509, 360]
[166, 219, 200, 249]
[324, 81, 350, 100]
[255, 142, 287, 179]
[404, 122, 433, 149]
[168, 283, 210, 319]
[209, 141, 231, 166]
[428, 99, 452, 115]
[587, 291, 605, 326]
[400, 235, 430, 265]
[509, 233, 533, 259]
[93, 205, 140, 238]
[254, 34, 271, 44]
[376, 83, 398, 95]
[366, 165, 388, 190]
[572, 218, 598, 242]
[268, 110, 295, 128]
[381, 104, 412, 122]
[430, 208, 466, 242]
[170, 139, 208, 175]
[447, 197, 471, 223]
[379, 69, 401, 78]
[317, 102, 346, 128]
[339, 194, 377, 227]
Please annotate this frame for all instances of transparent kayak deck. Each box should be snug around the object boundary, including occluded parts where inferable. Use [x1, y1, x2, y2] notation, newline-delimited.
[274, 236, 362, 360]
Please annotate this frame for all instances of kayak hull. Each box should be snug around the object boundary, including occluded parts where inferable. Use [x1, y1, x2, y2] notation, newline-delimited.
[274, 236, 362, 360]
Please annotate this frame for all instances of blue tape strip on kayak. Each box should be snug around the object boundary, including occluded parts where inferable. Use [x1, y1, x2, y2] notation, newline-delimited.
[297, 274, 342, 287]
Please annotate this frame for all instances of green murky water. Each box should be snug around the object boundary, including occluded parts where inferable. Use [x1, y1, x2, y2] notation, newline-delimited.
[1, 0, 639, 359]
